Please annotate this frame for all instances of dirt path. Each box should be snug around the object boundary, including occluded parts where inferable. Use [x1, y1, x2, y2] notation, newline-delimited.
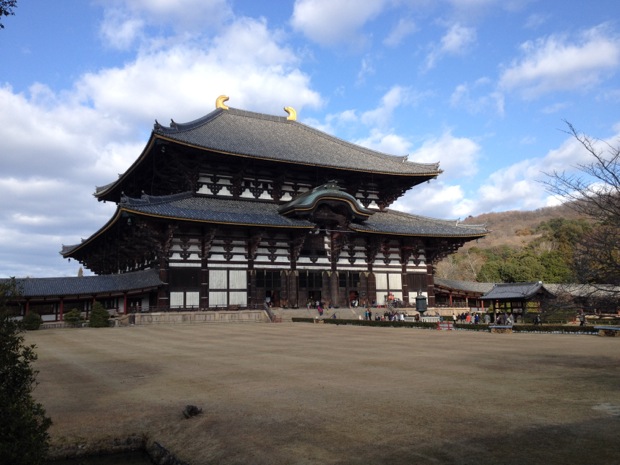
[28, 324, 620, 465]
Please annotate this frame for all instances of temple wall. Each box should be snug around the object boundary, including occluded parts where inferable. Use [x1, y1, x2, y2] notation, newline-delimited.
[132, 310, 269, 325]
[161, 226, 439, 310]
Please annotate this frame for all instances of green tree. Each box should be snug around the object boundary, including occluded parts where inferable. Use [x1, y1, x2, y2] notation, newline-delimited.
[22, 311, 43, 330]
[88, 302, 111, 328]
[531, 217, 591, 282]
[0, 0, 17, 29]
[0, 279, 52, 465]
[63, 308, 83, 327]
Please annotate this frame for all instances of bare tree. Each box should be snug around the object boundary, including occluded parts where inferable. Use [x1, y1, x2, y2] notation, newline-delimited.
[545, 122, 620, 221]
[543, 122, 620, 300]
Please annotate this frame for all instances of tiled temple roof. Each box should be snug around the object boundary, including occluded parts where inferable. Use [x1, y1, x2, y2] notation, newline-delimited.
[350, 209, 488, 238]
[153, 107, 441, 176]
[121, 193, 487, 238]
[62, 193, 487, 257]
[4, 269, 163, 298]
[122, 192, 316, 228]
[480, 282, 554, 300]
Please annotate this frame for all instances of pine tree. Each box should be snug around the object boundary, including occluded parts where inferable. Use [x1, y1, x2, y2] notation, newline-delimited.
[0, 279, 52, 465]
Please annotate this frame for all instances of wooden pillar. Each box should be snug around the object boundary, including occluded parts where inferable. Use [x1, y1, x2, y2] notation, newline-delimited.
[426, 264, 436, 307]
[59, 298, 64, 321]
[157, 226, 175, 310]
[330, 271, 339, 308]
[123, 292, 128, 315]
[280, 270, 289, 307]
[401, 262, 409, 307]
[200, 261, 209, 310]
[200, 231, 214, 310]
[367, 272, 377, 306]
[360, 272, 368, 307]
[288, 270, 298, 308]
[321, 272, 330, 307]
[157, 259, 169, 309]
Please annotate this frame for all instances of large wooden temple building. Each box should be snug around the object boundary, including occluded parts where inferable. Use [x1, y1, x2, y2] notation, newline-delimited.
[60, 96, 488, 312]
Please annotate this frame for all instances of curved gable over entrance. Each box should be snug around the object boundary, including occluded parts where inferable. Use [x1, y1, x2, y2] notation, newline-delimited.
[278, 181, 373, 228]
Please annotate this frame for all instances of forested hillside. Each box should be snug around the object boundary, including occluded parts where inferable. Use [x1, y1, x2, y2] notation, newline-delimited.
[436, 203, 593, 283]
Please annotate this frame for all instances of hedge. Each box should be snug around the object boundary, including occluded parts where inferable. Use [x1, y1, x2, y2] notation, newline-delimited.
[292, 318, 601, 335]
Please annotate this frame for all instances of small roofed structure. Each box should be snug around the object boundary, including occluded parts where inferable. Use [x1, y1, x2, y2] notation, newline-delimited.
[480, 281, 556, 320]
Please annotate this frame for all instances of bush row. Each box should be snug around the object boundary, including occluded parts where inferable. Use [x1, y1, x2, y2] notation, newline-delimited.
[292, 318, 603, 334]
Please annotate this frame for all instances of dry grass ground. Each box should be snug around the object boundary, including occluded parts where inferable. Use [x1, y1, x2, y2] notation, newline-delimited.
[28, 323, 620, 465]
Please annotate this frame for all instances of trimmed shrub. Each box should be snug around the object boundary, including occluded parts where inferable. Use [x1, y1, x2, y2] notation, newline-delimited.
[63, 309, 82, 327]
[89, 303, 110, 328]
[22, 312, 43, 331]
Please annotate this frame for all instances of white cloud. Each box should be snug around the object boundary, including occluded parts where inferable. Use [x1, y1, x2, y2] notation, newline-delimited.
[499, 24, 620, 99]
[291, 0, 388, 47]
[450, 80, 505, 116]
[424, 23, 476, 70]
[0, 13, 324, 277]
[476, 158, 547, 212]
[543, 131, 605, 169]
[355, 129, 412, 155]
[396, 121, 620, 218]
[472, 125, 620, 213]
[409, 130, 481, 179]
[356, 55, 376, 85]
[524, 13, 548, 30]
[99, 0, 233, 49]
[384, 18, 417, 47]
[360, 85, 427, 127]
[100, 8, 145, 50]
[393, 182, 475, 219]
[540, 101, 571, 114]
[79, 17, 323, 125]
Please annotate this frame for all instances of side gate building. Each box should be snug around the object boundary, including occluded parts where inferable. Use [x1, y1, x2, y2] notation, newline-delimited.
[60, 97, 488, 313]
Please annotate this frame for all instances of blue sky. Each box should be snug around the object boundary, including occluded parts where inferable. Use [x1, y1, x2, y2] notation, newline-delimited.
[1, 0, 619, 278]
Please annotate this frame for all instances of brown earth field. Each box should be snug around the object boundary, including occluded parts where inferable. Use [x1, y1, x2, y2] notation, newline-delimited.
[28, 323, 620, 465]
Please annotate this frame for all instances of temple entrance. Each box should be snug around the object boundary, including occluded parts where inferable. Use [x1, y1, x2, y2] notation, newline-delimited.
[340, 271, 361, 308]
[255, 270, 282, 307]
[299, 270, 323, 308]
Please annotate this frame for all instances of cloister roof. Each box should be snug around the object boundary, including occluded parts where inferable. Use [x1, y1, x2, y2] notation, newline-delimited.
[4, 269, 162, 298]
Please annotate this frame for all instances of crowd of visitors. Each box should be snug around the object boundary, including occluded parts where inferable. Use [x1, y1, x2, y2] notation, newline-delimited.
[364, 309, 407, 321]
[454, 312, 490, 324]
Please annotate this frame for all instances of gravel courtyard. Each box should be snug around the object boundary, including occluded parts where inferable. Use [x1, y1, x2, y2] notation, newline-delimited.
[28, 323, 620, 465]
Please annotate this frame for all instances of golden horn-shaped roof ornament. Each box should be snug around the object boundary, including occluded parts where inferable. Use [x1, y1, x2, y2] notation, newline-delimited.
[284, 106, 297, 121]
[216, 95, 229, 110]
